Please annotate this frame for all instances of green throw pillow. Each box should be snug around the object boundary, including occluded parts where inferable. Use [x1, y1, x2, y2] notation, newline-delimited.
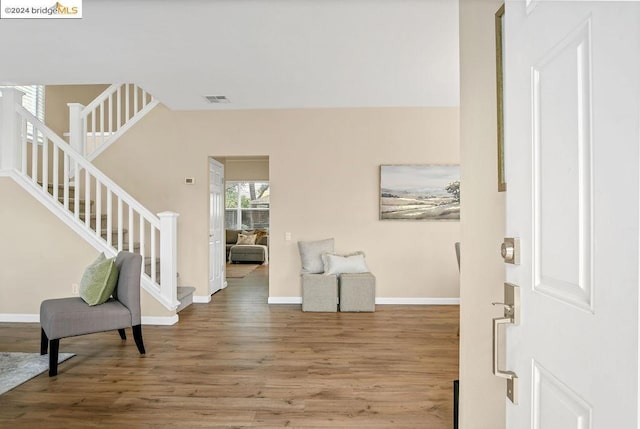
[79, 253, 119, 306]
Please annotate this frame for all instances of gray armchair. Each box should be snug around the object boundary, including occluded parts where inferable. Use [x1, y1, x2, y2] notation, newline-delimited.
[40, 251, 146, 376]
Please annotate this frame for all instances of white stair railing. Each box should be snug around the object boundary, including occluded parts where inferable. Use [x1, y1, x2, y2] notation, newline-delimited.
[0, 88, 178, 311]
[68, 83, 159, 162]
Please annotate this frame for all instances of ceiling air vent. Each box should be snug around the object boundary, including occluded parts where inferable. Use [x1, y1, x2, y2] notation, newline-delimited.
[204, 95, 230, 104]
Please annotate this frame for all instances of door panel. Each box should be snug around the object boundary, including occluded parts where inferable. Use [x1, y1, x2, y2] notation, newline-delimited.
[504, 1, 639, 427]
[210, 159, 225, 294]
[532, 17, 592, 311]
[533, 362, 591, 429]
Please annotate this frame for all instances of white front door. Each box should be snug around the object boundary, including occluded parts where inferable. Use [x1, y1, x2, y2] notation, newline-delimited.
[209, 158, 225, 295]
[504, 1, 639, 427]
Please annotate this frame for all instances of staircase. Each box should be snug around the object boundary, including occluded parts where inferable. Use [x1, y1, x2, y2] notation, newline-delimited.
[0, 87, 193, 316]
[68, 83, 159, 161]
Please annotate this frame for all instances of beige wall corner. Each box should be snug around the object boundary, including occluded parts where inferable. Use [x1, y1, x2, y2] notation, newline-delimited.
[45, 84, 110, 137]
[459, 0, 507, 428]
[92, 105, 461, 302]
[0, 178, 175, 321]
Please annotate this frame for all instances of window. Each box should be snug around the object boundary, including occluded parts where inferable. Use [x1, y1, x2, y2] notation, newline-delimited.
[0, 85, 45, 141]
[0, 85, 45, 120]
[225, 181, 269, 230]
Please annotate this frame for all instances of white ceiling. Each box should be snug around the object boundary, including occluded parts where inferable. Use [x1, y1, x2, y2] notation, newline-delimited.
[0, 0, 460, 111]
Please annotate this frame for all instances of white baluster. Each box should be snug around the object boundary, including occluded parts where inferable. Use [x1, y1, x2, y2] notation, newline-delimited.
[106, 189, 112, 246]
[125, 84, 130, 121]
[21, 118, 27, 174]
[158, 212, 179, 305]
[139, 216, 145, 262]
[73, 160, 79, 218]
[116, 86, 122, 130]
[150, 226, 156, 283]
[108, 93, 113, 137]
[63, 154, 69, 210]
[99, 100, 105, 149]
[30, 128, 37, 183]
[95, 179, 101, 237]
[134, 85, 139, 115]
[85, 169, 91, 227]
[42, 135, 48, 192]
[90, 110, 96, 153]
[52, 145, 58, 201]
[128, 206, 134, 252]
[117, 197, 123, 251]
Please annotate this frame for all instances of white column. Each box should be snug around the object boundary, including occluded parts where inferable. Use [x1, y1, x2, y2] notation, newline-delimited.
[0, 88, 25, 172]
[158, 211, 179, 308]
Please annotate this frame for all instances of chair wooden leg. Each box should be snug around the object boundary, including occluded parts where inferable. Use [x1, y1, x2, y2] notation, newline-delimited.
[40, 328, 48, 355]
[118, 328, 127, 340]
[132, 324, 145, 355]
[49, 339, 59, 377]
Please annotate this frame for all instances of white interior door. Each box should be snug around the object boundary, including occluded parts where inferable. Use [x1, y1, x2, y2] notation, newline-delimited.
[504, 1, 639, 427]
[210, 158, 225, 294]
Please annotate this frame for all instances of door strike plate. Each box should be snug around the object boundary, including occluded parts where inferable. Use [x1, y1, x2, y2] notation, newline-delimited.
[501, 237, 520, 265]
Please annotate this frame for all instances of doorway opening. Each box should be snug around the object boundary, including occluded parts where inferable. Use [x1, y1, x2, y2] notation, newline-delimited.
[209, 156, 270, 300]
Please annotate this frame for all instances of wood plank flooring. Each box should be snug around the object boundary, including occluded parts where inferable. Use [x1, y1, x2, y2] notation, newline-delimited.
[0, 266, 459, 428]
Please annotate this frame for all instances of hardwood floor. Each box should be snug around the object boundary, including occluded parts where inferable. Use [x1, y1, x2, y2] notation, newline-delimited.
[0, 266, 459, 428]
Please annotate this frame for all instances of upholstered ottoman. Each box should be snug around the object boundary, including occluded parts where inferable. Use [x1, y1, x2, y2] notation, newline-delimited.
[229, 245, 268, 264]
[301, 274, 338, 312]
[339, 272, 376, 312]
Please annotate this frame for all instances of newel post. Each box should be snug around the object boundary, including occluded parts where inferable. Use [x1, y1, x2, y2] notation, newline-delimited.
[67, 103, 85, 179]
[0, 88, 25, 172]
[158, 211, 179, 308]
[67, 103, 85, 155]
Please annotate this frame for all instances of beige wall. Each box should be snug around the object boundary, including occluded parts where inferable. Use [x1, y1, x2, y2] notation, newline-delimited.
[218, 157, 269, 182]
[93, 106, 461, 301]
[459, 0, 506, 428]
[0, 178, 172, 318]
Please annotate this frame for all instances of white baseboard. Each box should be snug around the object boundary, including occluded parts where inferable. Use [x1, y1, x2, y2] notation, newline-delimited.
[141, 315, 179, 325]
[0, 313, 40, 323]
[0, 313, 180, 325]
[268, 297, 303, 304]
[266, 297, 460, 305]
[375, 297, 460, 305]
[193, 295, 212, 304]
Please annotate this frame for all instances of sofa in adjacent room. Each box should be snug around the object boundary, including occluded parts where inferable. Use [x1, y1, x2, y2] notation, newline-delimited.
[226, 229, 269, 264]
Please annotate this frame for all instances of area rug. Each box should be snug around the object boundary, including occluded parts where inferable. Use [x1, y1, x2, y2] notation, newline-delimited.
[0, 352, 74, 395]
[226, 263, 259, 278]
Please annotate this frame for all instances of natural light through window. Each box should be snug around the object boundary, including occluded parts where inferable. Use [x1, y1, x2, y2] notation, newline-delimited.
[225, 181, 269, 230]
[0, 85, 45, 141]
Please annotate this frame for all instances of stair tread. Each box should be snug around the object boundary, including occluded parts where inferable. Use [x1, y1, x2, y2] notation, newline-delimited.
[38, 182, 76, 190]
[101, 229, 128, 235]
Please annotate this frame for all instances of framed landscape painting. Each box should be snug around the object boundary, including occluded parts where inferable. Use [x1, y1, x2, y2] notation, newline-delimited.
[379, 165, 460, 221]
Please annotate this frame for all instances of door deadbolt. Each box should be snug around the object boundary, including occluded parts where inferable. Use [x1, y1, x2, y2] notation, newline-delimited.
[501, 237, 520, 265]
